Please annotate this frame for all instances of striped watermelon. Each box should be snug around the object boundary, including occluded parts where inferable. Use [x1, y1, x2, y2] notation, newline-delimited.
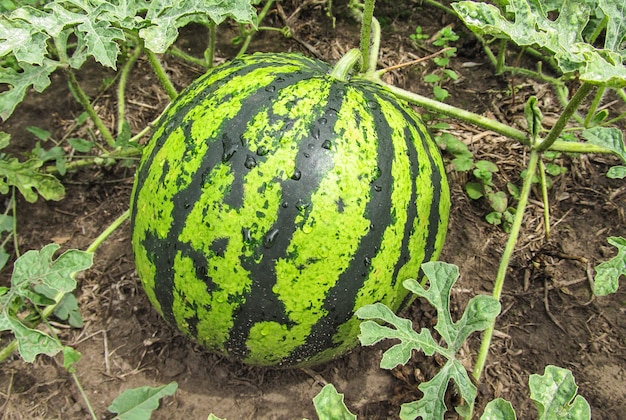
[130, 52, 450, 367]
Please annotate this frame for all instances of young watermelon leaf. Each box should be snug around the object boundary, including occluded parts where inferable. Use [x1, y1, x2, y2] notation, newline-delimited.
[593, 236, 626, 296]
[108, 382, 178, 420]
[356, 262, 501, 419]
[452, 0, 626, 87]
[529, 365, 590, 419]
[312, 384, 356, 420]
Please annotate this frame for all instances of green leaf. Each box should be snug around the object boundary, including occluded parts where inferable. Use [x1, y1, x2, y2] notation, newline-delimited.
[27, 126, 51, 141]
[529, 365, 590, 420]
[140, 0, 258, 53]
[312, 384, 356, 420]
[12, 243, 93, 296]
[6, 317, 63, 362]
[487, 190, 508, 213]
[405, 262, 501, 352]
[54, 292, 83, 328]
[465, 182, 484, 199]
[0, 59, 58, 121]
[474, 159, 499, 173]
[594, 236, 626, 296]
[607, 165, 626, 178]
[433, 85, 450, 102]
[452, 0, 626, 87]
[207, 415, 225, 420]
[108, 382, 178, 420]
[358, 262, 500, 419]
[68, 138, 94, 153]
[486, 211, 502, 226]
[63, 346, 81, 373]
[0, 156, 64, 202]
[399, 361, 476, 420]
[582, 125, 626, 162]
[424, 73, 441, 83]
[481, 398, 517, 420]
[357, 303, 442, 368]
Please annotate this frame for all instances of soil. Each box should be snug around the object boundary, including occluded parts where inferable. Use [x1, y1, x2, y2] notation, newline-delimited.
[1, 1, 625, 419]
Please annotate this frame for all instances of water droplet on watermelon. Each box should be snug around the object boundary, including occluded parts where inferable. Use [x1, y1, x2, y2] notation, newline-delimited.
[364, 257, 372, 267]
[265, 85, 276, 92]
[281, 202, 289, 208]
[303, 152, 310, 158]
[318, 117, 327, 125]
[242, 228, 252, 243]
[373, 185, 382, 192]
[184, 202, 191, 209]
[321, 140, 332, 150]
[296, 199, 310, 212]
[302, 223, 313, 234]
[256, 146, 269, 156]
[291, 169, 302, 180]
[221, 134, 238, 163]
[263, 229, 280, 248]
[244, 155, 257, 169]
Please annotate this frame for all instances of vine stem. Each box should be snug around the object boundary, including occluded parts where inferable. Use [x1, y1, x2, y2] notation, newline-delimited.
[374, 81, 612, 154]
[145, 49, 178, 100]
[359, 0, 376, 74]
[66, 70, 117, 148]
[536, 82, 595, 151]
[117, 46, 143, 136]
[236, 0, 276, 57]
[0, 209, 131, 364]
[472, 149, 540, 382]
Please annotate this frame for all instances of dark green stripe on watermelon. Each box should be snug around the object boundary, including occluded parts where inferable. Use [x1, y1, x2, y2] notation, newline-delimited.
[130, 53, 450, 367]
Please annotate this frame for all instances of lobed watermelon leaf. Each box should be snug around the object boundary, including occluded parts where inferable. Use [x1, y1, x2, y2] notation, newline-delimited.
[357, 261, 500, 419]
[0, 0, 259, 120]
[529, 365, 591, 419]
[0, 244, 93, 362]
[452, 0, 626, 87]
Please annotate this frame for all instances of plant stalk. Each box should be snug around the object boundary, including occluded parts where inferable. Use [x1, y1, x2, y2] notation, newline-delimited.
[376, 81, 612, 154]
[236, 0, 276, 57]
[583, 85, 605, 127]
[472, 149, 540, 382]
[359, 0, 376, 74]
[117, 46, 143, 136]
[66, 70, 117, 148]
[205, 22, 216, 67]
[72, 372, 98, 420]
[536, 82, 595, 151]
[538, 159, 551, 239]
[145, 49, 178, 99]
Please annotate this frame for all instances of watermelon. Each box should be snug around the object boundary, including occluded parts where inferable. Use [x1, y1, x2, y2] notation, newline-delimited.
[130, 52, 450, 367]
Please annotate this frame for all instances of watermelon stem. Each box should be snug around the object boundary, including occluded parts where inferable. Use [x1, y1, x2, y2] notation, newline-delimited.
[359, 0, 377, 74]
[330, 49, 363, 81]
[472, 149, 540, 383]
